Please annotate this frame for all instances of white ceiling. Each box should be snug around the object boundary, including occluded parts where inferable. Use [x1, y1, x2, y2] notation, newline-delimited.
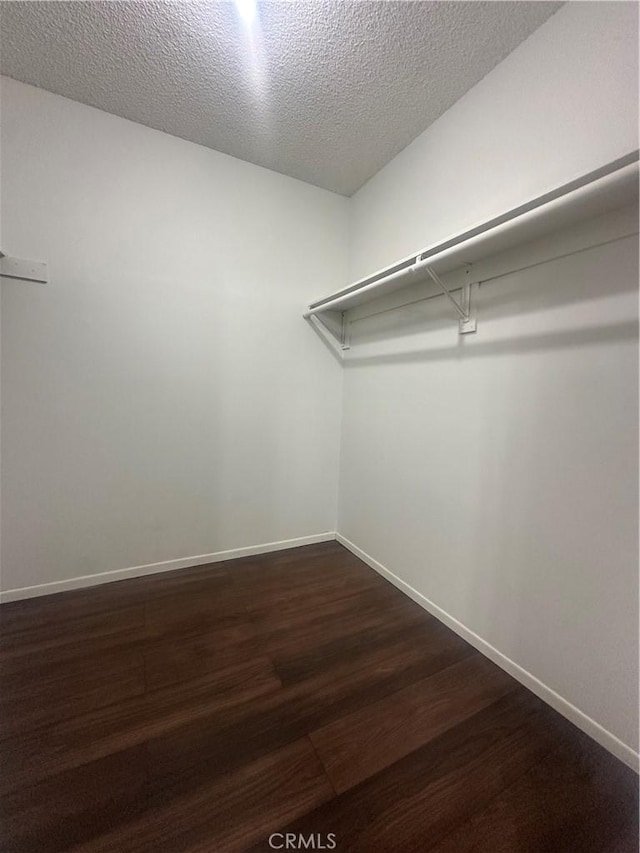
[0, 1, 561, 196]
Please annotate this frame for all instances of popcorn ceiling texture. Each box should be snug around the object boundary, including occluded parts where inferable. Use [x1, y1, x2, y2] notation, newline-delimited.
[0, 1, 560, 195]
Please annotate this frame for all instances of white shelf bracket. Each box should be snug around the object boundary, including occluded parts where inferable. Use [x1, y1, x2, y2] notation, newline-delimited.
[459, 266, 478, 334]
[458, 283, 477, 334]
[305, 309, 347, 355]
[422, 260, 477, 335]
[0, 251, 48, 284]
[340, 311, 351, 350]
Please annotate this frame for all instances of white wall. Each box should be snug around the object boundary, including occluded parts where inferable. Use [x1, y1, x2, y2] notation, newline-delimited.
[340, 2, 639, 761]
[0, 77, 349, 594]
[350, 1, 639, 281]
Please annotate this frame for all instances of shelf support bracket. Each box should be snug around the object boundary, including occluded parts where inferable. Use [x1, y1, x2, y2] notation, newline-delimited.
[422, 261, 477, 334]
[340, 312, 351, 350]
[0, 251, 48, 284]
[305, 309, 347, 355]
[458, 282, 477, 335]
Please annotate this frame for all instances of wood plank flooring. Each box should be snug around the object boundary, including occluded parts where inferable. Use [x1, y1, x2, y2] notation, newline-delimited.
[0, 541, 637, 852]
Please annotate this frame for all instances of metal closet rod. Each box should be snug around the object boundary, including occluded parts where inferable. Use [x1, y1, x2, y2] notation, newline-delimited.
[303, 150, 639, 320]
[303, 254, 435, 318]
[350, 230, 633, 327]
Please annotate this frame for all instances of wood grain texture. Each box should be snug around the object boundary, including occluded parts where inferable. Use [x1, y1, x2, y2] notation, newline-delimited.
[0, 655, 281, 795]
[250, 690, 571, 852]
[0, 541, 636, 852]
[69, 739, 334, 853]
[428, 739, 639, 853]
[309, 654, 516, 792]
[0, 646, 146, 737]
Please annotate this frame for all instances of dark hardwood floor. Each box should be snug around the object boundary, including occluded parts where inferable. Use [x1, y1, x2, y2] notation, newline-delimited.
[0, 541, 637, 852]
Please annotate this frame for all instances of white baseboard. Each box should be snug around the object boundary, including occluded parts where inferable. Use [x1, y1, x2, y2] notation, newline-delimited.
[336, 532, 639, 774]
[0, 532, 337, 603]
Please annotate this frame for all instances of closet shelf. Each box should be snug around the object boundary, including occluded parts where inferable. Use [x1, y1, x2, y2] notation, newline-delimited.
[304, 151, 639, 346]
[0, 250, 48, 284]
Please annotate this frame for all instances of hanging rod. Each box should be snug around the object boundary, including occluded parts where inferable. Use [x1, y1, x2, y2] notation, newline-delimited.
[304, 257, 470, 323]
[303, 150, 638, 321]
[351, 222, 637, 327]
[304, 254, 435, 318]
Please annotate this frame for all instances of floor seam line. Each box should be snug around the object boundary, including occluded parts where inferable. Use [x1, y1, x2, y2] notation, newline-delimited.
[306, 733, 339, 798]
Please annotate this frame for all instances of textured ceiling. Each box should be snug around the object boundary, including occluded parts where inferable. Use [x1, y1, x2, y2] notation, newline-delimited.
[0, 1, 561, 195]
